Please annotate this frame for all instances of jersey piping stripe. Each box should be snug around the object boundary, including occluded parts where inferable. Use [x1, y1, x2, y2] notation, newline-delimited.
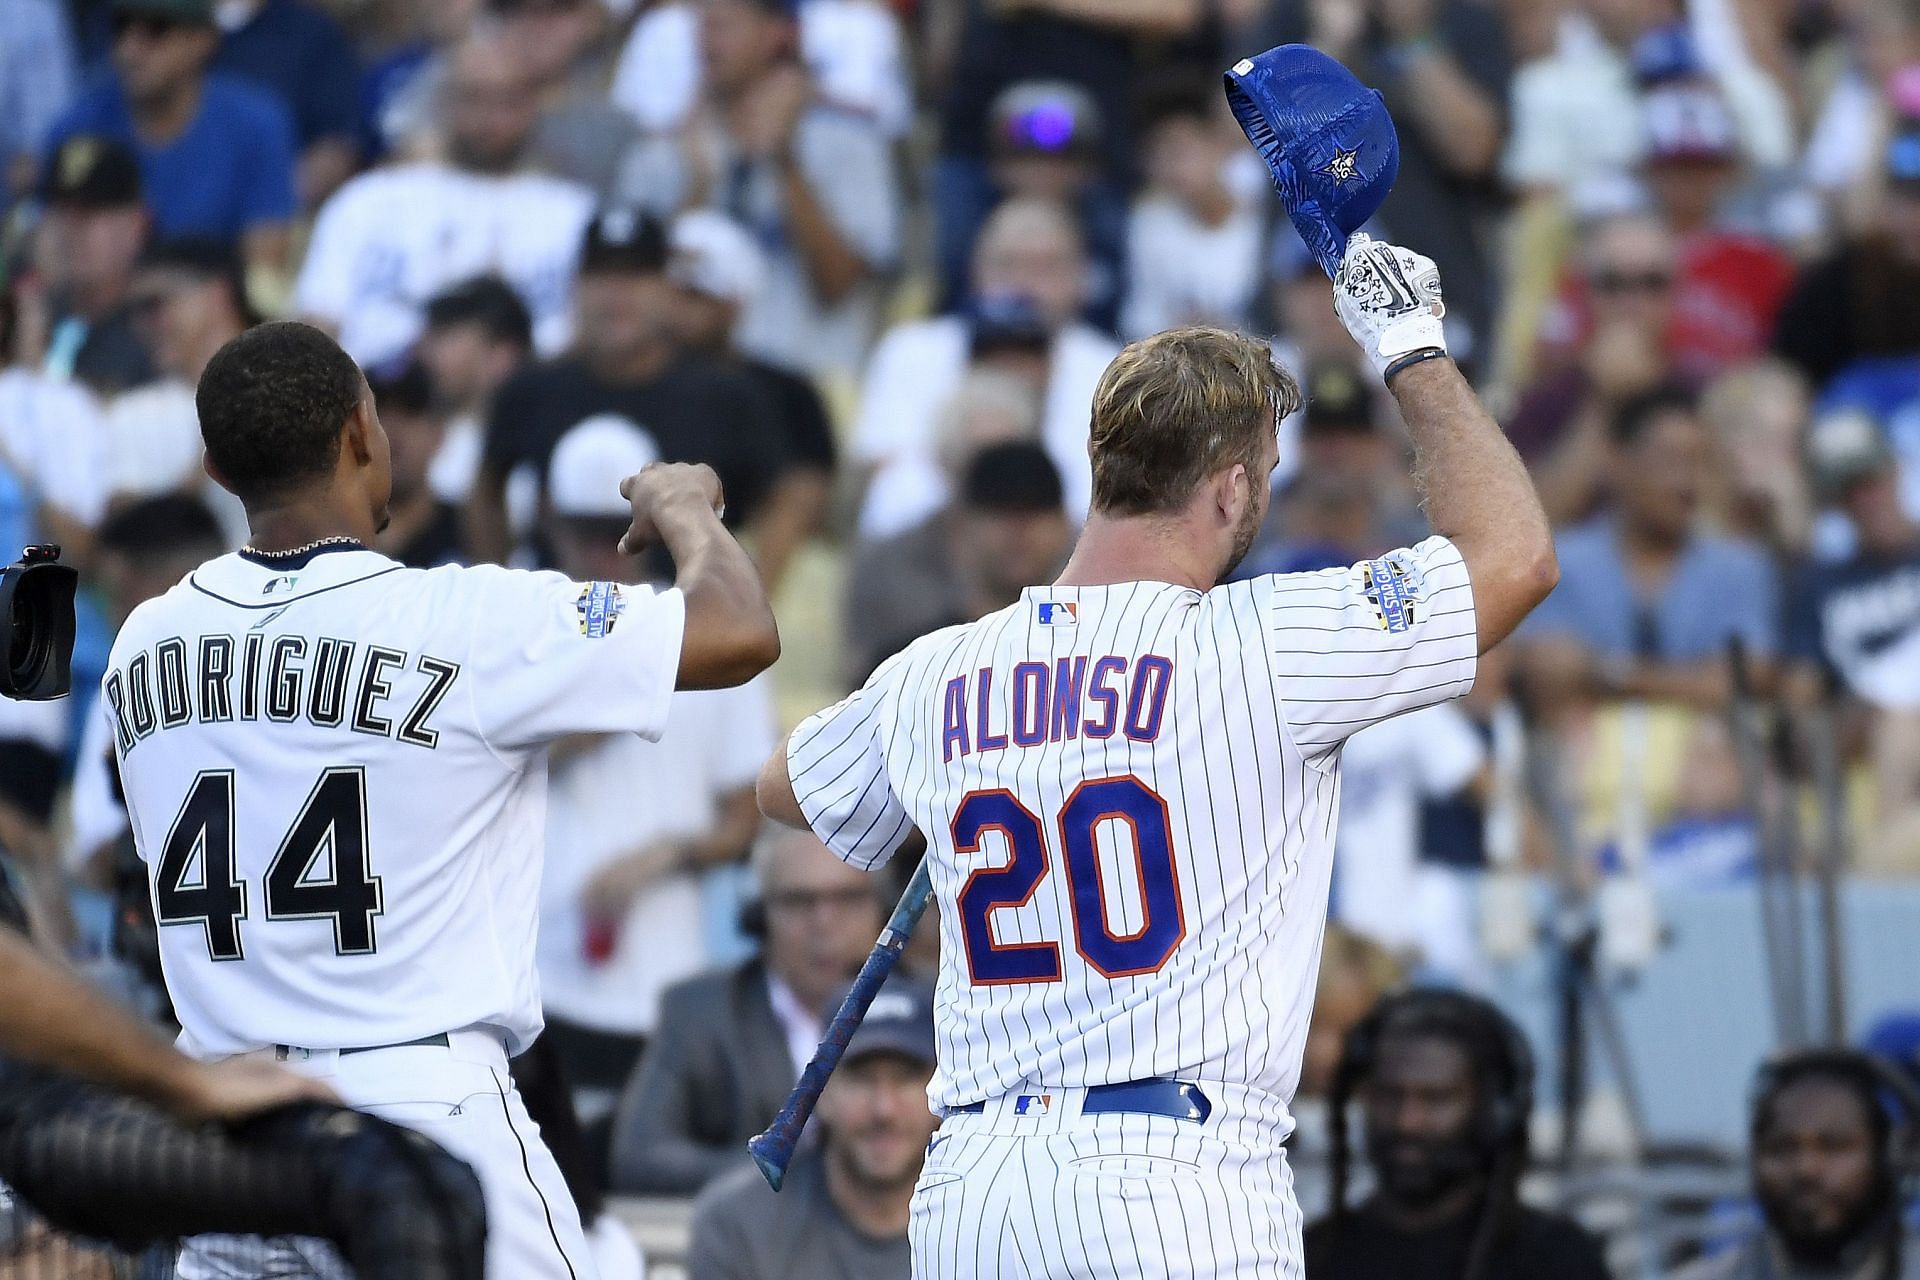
[188, 566, 405, 610]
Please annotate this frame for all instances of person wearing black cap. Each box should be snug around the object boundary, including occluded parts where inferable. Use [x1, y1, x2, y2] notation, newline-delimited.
[845, 438, 1072, 685]
[33, 134, 155, 394]
[471, 207, 792, 567]
[41, 0, 297, 273]
[1775, 120, 1920, 389]
[685, 976, 938, 1280]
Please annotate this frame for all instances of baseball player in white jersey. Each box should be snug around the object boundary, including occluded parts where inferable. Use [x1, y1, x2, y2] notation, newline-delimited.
[99, 321, 779, 1279]
[758, 235, 1559, 1278]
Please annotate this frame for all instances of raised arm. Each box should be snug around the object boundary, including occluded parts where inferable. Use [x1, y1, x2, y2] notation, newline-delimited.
[1333, 236, 1558, 651]
[621, 463, 781, 690]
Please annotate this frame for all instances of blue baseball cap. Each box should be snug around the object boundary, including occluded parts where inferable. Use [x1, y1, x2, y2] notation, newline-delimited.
[1225, 44, 1399, 279]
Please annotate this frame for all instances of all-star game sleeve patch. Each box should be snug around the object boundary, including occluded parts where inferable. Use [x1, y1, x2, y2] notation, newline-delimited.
[575, 581, 627, 638]
[1354, 554, 1423, 633]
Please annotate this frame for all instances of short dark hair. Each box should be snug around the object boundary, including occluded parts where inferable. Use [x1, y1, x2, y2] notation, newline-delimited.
[196, 322, 365, 507]
[1610, 383, 1698, 448]
[1088, 327, 1298, 516]
[98, 493, 224, 562]
[423, 275, 534, 349]
[961, 441, 1063, 513]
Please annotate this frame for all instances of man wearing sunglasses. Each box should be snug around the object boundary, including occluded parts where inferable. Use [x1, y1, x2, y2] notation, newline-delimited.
[42, 0, 296, 279]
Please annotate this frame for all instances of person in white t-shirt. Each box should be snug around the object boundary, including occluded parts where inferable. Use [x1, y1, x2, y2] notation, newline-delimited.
[853, 197, 1120, 536]
[534, 415, 772, 1133]
[294, 31, 593, 367]
[1120, 83, 1263, 341]
[610, 0, 912, 140]
[1332, 701, 1488, 983]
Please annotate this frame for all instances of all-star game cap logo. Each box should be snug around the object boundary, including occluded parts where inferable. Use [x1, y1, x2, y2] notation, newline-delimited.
[1321, 147, 1361, 184]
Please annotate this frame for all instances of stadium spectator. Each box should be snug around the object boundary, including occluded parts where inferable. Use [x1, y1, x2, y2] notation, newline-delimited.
[367, 361, 463, 568]
[1699, 361, 1814, 561]
[1119, 81, 1261, 341]
[0, 280, 110, 565]
[1515, 386, 1780, 717]
[612, 0, 913, 141]
[295, 29, 594, 366]
[925, 0, 1200, 313]
[211, 0, 361, 209]
[1775, 120, 1920, 392]
[44, 0, 297, 272]
[1501, 0, 1793, 199]
[33, 135, 154, 394]
[613, 0, 901, 380]
[608, 827, 885, 1195]
[940, 80, 1125, 332]
[1674, 1052, 1920, 1280]
[1634, 79, 1794, 380]
[64, 494, 226, 890]
[1786, 410, 1920, 873]
[686, 977, 936, 1280]
[853, 196, 1119, 537]
[1334, 705, 1489, 985]
[1247, 0, 1513, 366]
[1510, 211, 1685, 524]
[667, 210, 837, 591]
[845, 439, 1071, 686]
[536, 415, 772, 1165]
[1308, 990, 1611, 1280]
[413, 275, 533, 522]
[100, 238, 252, 542]
[468, 208, 793, 566]
[1241, 357, 1421, 578]
[0, 0, 78, 211]
[497, 0, 639, 199]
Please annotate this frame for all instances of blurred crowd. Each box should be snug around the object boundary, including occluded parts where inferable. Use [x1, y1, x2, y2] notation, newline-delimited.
[4, 0, 1920, 1273]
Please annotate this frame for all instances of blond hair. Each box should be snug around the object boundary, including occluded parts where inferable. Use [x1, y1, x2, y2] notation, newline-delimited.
[1088, 326, 1299, 515]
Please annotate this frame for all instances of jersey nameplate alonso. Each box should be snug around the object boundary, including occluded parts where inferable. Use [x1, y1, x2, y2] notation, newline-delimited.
[102, 546, 684, 1058]
[787, 537, 1477, 1121]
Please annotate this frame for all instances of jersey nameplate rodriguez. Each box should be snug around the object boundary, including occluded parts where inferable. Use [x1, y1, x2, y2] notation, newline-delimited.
[103, 635, 459, 753]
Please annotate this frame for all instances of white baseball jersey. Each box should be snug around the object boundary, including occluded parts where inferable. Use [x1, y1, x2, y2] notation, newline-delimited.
[294, 163, 594, 366]
[101, 544, 684, 1059]
[789, 535, 1477, 1118]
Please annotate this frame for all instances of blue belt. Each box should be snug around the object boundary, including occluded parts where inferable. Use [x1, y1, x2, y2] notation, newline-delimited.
[953, 1079, 1212, 1123]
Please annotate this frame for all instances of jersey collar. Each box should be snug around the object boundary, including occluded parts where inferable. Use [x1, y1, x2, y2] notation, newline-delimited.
[236, 538, 369, 571]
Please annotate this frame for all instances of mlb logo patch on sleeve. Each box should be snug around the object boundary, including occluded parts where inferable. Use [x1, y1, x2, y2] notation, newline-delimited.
[1355, 555, 1423, 633]
[1035, 602, 1077, 627]
[575, 582, 626, 638]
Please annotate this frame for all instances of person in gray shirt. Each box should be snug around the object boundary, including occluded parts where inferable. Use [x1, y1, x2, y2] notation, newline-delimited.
[685, 977, 939, 1280]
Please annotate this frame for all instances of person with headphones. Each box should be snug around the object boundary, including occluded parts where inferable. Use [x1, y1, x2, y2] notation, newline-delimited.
[1308, 989, 1611, 1280]
[1677, 1051, 1920, 1280]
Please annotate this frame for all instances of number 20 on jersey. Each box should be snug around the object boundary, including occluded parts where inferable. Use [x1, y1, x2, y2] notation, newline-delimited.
[953, 775, 1185, 985]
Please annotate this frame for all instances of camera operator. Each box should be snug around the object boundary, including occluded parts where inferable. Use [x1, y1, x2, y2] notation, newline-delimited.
[1308, 990, 1610, 1280]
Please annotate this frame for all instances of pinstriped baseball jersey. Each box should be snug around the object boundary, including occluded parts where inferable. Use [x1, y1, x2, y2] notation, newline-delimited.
[789, 535, 1477, 1117]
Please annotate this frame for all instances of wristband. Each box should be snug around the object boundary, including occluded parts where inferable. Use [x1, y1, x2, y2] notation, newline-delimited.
[1383, 347, 1449, 383]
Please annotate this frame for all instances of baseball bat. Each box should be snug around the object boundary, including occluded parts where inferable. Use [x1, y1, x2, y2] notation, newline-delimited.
[747, 857, 935, 1190]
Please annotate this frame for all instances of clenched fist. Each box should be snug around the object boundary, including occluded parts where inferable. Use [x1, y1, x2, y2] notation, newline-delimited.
[618, 462, 726, 555]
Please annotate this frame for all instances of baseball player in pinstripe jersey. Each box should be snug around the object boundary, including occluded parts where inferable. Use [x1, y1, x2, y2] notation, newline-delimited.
[759, 234, 1559, 1278]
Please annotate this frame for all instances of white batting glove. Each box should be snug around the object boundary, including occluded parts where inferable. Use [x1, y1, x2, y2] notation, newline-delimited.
[1333, 233, 1449, 383]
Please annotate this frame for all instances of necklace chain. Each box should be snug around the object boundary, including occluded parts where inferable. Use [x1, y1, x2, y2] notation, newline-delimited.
[241, 535, 365, 559]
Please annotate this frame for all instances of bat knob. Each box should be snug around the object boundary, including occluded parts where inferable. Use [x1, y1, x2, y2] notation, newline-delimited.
[747, 1135, 787, 1191]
